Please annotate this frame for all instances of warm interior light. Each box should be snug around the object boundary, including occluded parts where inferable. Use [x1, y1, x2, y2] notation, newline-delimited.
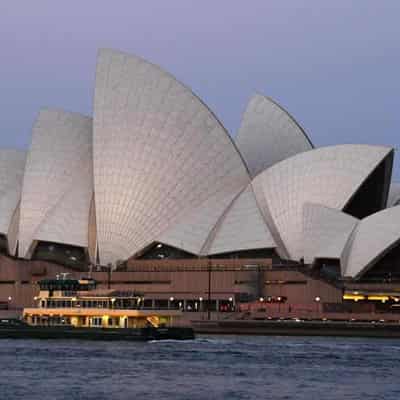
[343, 294, 365, 301]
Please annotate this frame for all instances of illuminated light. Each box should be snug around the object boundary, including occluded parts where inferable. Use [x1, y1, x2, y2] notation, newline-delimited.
[199, 297, 203, 302]
[33, 296, 38, 301]
[315, 296, 321, 302]
[169, 297, 174, 302]
[156, 244, 163, 248]
[259, 297, 265, 302]
[367, 296, 389, 302]
[7, 296, 12, 301]
[71, 297, 77, 301]
[353, 291, 359, 295]
[111, 298, 116, 303]
[228, 297, 233, 302]
[343, 294, 365, 301]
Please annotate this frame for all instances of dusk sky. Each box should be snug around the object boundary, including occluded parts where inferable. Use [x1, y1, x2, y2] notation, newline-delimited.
[1, 1, 399, 179]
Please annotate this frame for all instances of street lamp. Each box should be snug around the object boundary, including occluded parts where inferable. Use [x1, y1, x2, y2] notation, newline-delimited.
[228, 297, 234, 311]
[199, 297, 203, 312]
[315, 296, 321, 318]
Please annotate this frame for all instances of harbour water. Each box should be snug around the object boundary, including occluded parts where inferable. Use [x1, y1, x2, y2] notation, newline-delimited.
[0, 335, 399, 400]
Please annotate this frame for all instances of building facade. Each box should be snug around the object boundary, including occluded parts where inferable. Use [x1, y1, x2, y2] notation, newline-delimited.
[0, 49, 399, 318]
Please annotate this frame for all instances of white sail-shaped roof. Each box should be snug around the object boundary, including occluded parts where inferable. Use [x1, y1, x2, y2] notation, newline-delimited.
[387, 182, 400, 208]
[206, 185, 276, 256]
[0, 150, 26, 253]
[235, 94, 313, 178]
[252, 144, 393, 261]
[342, 205, 400, 278]
[302, 203, 358, 265]
[19, 110, 93, 258]
[93, 49, 249, 264]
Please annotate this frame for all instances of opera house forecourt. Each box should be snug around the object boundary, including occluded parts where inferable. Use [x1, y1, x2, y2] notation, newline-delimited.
[0, 48, 400, 323]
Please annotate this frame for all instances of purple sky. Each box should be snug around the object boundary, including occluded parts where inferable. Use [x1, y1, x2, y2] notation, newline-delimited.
[1, 1, 399, 179]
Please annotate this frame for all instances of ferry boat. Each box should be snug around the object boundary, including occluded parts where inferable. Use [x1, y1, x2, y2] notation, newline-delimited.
[0, 277, 194, 341]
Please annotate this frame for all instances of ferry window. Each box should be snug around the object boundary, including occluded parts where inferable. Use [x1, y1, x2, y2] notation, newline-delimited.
[108, 318, 113, 326]
[91, 317, 102, 327]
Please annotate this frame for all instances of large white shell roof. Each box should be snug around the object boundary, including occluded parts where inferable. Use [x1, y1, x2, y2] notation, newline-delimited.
[93, 49, 250, 264]
[235, 94, 313, 178]
[252, 144, 393, 261]
[19, 109, 93, 258]
[342, 205, 400, 278]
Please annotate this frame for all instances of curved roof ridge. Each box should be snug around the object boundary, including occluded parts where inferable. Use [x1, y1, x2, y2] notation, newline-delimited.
[256, 93, 314, 148]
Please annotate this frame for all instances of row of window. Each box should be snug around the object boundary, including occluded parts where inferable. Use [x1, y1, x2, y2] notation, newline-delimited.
[41, 299, 141, 309]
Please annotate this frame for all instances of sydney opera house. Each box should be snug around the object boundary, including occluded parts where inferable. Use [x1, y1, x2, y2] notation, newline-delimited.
[0, 49, 399, 318]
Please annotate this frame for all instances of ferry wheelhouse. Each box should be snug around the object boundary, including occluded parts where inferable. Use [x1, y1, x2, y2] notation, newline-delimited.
[23, 278, 183, 329]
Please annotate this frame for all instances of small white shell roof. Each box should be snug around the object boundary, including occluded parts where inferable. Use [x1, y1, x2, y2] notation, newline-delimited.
[342, 205, 400, 278]
[387, 182, 400, 208]
[93, 49, 250, 264]
[206, 184, 276, 256]
[157, 185, 242, 255]
[302, 203, 358, 265]
[19, 109, 93, 258]
[235, 94, 313, 178]
[0, 149, 26, 247]
[252, 144, 393, 261]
